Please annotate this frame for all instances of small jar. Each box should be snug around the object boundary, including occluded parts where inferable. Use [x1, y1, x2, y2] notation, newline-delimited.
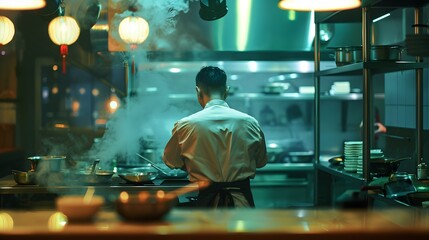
[417, 162, 428, 180]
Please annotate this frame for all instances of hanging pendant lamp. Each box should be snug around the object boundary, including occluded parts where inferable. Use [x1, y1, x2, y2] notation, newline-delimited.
[0, 0, 46, 10]
[48, 16, 80, 74]
[118, 13, 150, 80]
[278, 0, 361, 12]
[0, 16, 15, 46]
[118, 15, 150, 50]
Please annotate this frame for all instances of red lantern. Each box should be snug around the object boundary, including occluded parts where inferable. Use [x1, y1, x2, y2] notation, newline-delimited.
[48, 16, 80, 74]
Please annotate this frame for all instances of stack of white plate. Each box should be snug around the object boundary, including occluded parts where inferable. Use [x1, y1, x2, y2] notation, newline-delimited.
[344, 141, 363, 172]
[357, 149, 384, 175]
[330, 81, 350, 95]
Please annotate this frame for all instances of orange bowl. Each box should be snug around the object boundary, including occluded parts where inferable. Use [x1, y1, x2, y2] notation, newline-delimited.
[56, 195, 104, 222]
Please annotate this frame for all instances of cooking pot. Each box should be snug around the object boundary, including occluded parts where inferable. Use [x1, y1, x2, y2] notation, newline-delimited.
[329, 46, 362, 66]
[370, 45, 403, 61]
[28, 156, 66, 172]
[12, 170, 36, 185]
[330, 45, 403, 66]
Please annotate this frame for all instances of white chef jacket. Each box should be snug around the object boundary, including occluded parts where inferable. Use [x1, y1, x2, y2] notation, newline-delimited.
[163, 99, 268, 183]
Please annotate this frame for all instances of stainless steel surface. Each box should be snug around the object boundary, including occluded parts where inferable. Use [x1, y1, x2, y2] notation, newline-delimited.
[11, 170, 36, 185]
[0, 174, 194, 195]
[331, 46, 362, 66]
[370, 45, 403, 61]
[28, 156, 66, 172]
[117, 167, 159, 184]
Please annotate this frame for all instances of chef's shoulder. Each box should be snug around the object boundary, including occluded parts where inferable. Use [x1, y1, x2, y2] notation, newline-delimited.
[230, 108, 261, 127]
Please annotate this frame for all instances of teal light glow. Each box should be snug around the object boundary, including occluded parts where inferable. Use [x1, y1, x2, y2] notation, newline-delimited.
[288, 10, 296, 21]
[236, 0, 252, 51]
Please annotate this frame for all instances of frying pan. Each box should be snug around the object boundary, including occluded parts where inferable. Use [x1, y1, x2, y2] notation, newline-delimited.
[136, 153, 188, 179]
[117, 167, 159, 184]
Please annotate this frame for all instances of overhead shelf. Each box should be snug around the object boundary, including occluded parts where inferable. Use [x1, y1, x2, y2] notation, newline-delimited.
[317, 61, 426, 76]
[169, 93, 384, 101]
[316, 0, 429, 23]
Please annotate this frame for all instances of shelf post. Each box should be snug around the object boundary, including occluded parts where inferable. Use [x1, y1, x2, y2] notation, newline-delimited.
[362, 7, 373, 183]
[414, 7, 424, 165]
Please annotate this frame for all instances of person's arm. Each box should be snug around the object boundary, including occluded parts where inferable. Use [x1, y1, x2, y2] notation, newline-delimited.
[251, 121, 268, 168]
[162, 122, 185, 169]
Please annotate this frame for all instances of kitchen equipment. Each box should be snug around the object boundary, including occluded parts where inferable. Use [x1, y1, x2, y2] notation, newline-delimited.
[11, 170, 36, 185]
[370, 45, 403, 61]
[136, 153, 188, 179]
[89, 158, 100, 174]
[417, 162, 429, 180]
[370, 157, 411, 177]
[330, 45, 403, 66]
[384, 172, 416, 199]
[28, 156, 66, 172]
[261, 82, 290, 94]
[56, 195, 104, 222]
[329, 46, 362, 66]
[407, 192, 429, 207]
[328, 156, 344, 165]
[117, 167, 159, 184]
[73, 170, 114, 185]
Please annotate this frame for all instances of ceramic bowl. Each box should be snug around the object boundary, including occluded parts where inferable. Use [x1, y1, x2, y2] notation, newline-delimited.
[116, 191, 177, 221]
[56, 195, 104, 222]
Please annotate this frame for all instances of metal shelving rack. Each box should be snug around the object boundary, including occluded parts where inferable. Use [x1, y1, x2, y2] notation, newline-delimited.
[314, 0, 429, 204]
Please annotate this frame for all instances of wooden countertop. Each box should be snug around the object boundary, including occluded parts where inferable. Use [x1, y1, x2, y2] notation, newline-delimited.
[1, 208, 429, 240]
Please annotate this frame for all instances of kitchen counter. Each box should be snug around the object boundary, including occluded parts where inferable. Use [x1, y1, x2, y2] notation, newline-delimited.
[1, 208, 429, 240]
[0, 174, 194, 195]
[0, 174, 197, 208]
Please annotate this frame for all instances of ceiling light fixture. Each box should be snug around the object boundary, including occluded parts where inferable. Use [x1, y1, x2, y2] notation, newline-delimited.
[48, 1, 80, 74]
[278, 0, 361, 12]
[0, 16, 15, 46]
[0, 0, 46, 10]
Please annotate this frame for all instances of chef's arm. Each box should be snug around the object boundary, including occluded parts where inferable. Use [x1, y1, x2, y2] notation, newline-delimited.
[162, 124, 185, 169]
[255, 130, 268, 168]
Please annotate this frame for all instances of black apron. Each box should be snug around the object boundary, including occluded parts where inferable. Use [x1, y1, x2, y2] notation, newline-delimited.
[195, 178, 255, 208]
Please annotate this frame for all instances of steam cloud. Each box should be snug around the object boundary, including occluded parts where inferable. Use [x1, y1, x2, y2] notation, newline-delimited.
[87, 0, 197, 168]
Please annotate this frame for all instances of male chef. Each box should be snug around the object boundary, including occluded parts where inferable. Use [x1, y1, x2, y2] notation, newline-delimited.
[163, 66, 268, 207]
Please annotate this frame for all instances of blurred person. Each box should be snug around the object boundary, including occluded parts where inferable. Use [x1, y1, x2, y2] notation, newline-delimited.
[163, 66, 268, 208]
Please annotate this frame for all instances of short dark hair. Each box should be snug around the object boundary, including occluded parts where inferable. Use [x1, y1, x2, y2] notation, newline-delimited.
[195, 66, 227, 94]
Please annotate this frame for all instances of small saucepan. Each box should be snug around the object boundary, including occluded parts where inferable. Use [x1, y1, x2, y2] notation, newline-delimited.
[12, 170, 36, 185]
